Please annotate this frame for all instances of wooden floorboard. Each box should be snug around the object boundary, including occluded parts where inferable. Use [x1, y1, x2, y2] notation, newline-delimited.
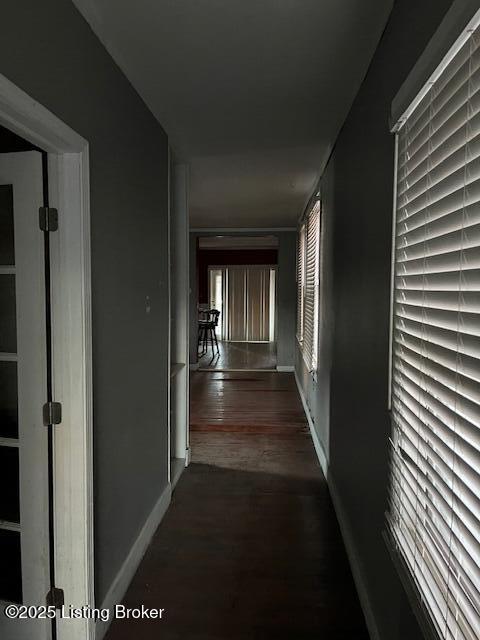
[105, 372, 369, 640]
[197, 340, 277, 370]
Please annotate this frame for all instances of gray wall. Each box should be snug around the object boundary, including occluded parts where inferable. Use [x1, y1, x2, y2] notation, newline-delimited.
[275, 232, 296, 368]
[296, 0, 455, 638]
[0, 0, 170, 604]
[189, 231, 296, 368]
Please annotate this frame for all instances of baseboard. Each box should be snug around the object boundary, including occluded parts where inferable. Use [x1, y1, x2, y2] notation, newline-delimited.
[95, 483, 172, 640]
[328, 477, 381, 640]
[293, 370, 328, 477]
[293, 368, 381, 640]
[189, 363, 199, 371]
[276, 365, 294, 372]
[170, 457, 185, 490]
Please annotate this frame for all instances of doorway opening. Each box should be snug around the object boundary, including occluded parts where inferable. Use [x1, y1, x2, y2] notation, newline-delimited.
[209, 266, 276, 342]
[196, 235, 278, 371]
[169, 163, 190, 487]
[0, 76, 93, 640]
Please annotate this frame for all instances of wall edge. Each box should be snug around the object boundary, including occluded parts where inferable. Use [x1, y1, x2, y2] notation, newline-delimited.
[95, 482, 172, 640]
[294, 369, 382, 640]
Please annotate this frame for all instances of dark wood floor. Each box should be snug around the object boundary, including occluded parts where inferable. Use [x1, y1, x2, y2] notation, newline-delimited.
[105, 372, 369, 640]
[198, 340, 277, 370]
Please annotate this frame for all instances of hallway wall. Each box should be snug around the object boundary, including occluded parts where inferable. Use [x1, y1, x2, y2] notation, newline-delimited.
[296, 1, 455, 639]
[276, 231, 296, 369]
[0, 0, 170, 605]
[189, 231, 296, 369]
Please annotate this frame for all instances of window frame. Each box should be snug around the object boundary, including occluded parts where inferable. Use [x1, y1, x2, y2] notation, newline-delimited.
[386, 8, 480, 640]
[296, 223, 306, 345]
[296, 198, 321, 373]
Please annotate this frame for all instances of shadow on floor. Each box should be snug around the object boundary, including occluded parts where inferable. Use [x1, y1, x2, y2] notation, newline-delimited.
[106, 372, 368, 639]
[105, 461, 369, 640]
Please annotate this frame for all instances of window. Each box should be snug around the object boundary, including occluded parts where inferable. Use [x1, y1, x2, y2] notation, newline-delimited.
[297, 199, 320, 371]
[387, 15, 480, 640]
[209, 266, 276, 342]
[296, 225, 305, 343]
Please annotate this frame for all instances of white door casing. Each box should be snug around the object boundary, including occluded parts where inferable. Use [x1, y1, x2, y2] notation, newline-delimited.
[0, 74, 94, 640]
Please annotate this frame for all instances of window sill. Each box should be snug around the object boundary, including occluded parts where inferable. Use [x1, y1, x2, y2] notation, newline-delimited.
[296, 338, 318, 381]
[382, 529, 440, 640]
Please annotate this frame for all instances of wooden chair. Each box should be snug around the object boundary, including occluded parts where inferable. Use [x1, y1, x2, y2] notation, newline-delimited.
[198, 309, 220, 357]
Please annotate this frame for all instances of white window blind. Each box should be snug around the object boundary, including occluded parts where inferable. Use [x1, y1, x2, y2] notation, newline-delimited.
[297, 225, 306, 343]
[297, 200, 320, 372]
[388, 17, 480, 640]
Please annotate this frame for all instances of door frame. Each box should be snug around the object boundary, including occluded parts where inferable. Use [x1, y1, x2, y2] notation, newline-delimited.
[168, 162, 190, 481]
[0, 75, 94, 640]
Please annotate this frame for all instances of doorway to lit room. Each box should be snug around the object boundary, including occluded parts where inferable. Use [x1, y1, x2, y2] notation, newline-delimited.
[196, 236, 278, 370]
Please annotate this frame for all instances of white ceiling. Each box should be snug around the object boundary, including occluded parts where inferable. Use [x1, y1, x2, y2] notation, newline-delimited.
[73, 0, 393, 228]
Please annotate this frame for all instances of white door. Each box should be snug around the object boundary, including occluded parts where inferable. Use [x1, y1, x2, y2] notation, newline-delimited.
[0, 152, 51, 639]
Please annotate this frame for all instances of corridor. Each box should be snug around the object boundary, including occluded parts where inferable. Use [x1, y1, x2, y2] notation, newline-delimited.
[2, 3, 479, 640]
[105, 372, 369, 640]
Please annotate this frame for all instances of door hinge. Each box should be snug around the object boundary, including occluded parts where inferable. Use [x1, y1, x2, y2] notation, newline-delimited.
[43, 401, 62, 426]
[46, 587, 65, 609]
[39, 207, 59, 232]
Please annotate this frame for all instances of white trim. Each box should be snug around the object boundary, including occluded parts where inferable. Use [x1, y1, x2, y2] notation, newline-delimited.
[197, 368, 277, 372]
[49, 152, 95, 640]
[387, 134, 399, 411]
[392, 4, 480, 131]
[0, 438, 19, 448]
[0, 352, 18, 361]
[0, 266, 16, 274]
[190, 227, 296, 233]
[297, 184, 322, 226]
[170, 458, 186, 490]
[170, 164, 190, 466]
[301, 349, 315, 376]
[220, 340, 273, 344]
[0, 520, 21, 533]
[208, 264, 277, 270]
[167, 147, 172, 483]
[294, 369, 380, 640]
[0, 75, 87, 153]
[170, 362, 186, 378]
[0, 73, 94, 640]
[276, 365, 294, 372]
[95, 483, 172, 640]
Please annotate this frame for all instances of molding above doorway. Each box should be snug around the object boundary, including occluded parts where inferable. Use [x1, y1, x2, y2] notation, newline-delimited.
[190, 227, 296, 233]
